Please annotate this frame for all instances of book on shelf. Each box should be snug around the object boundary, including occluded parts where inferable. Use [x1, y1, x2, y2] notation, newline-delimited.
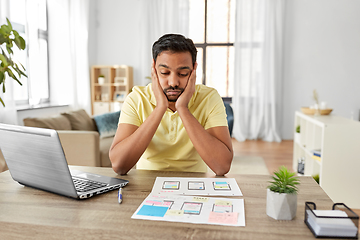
[311, 149, 321, 161]
[312, 155, 321, 162]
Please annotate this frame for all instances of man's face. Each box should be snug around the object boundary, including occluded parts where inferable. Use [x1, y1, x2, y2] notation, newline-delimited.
[155, 51, 193, 102]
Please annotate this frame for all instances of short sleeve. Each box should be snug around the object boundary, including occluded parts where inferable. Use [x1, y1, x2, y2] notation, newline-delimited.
[118, 93, 141, 127]
[203, 90, 228, 130]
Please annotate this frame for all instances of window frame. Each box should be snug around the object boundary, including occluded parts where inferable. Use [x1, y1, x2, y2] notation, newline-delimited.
[194, 0, 234, 102]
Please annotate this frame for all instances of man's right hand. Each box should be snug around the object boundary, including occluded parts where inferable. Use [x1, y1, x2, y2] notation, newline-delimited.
[151, 60, 168, 112]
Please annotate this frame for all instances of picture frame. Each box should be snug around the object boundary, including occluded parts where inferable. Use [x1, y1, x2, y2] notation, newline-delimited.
[113, 91, 126, 101]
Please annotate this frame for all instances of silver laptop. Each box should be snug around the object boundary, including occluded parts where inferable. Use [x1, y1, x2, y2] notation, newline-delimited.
[0, 123, 128, 199]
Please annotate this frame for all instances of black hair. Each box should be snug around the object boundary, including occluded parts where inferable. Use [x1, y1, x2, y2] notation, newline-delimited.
[152, 34, 197, 66]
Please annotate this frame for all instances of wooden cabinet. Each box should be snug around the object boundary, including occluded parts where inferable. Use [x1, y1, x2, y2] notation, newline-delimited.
[90, 65, 133, 115]
[293, 111, 360, 208]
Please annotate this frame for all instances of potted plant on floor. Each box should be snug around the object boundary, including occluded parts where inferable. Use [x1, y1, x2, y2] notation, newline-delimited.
[266, 166, 300, 220]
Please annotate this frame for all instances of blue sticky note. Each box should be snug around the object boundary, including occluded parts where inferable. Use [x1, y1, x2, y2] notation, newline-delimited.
[137, 205, 169, 217]
[215, 182, 228, 185]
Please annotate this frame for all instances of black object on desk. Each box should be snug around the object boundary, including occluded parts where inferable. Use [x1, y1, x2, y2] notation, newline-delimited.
[304, 202, 359, 239]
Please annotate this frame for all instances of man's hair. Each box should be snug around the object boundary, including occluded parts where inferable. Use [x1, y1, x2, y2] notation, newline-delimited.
[152, 34, 197, 66]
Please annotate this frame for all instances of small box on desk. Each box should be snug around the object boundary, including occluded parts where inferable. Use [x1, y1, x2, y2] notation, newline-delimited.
[305, 202, 359, 239]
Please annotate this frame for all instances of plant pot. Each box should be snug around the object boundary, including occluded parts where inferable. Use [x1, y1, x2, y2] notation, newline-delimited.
[266, 188, 297, 220]
[98, 77, 105, 85]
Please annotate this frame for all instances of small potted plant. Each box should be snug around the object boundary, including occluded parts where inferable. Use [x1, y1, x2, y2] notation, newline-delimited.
[98, 75, 105, 85]
[266, 166, 300, 220]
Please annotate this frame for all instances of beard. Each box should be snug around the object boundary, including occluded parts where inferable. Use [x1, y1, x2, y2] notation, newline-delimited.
[163, 86, 184, 102]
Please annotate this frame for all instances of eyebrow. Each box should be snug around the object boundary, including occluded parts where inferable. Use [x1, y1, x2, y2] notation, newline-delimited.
[158, 64, 191, 71]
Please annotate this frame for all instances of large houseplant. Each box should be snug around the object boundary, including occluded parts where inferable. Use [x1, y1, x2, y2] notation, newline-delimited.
[266, 166, 300, 220]
[0, 18, 27, 106]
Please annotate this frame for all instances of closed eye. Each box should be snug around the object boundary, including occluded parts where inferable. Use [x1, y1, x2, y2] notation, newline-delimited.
[179, 73, 189, 77]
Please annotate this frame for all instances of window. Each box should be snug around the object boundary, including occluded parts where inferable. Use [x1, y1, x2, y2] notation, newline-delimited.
[189, 0, 236, 99]
[9, 0, 49, 106]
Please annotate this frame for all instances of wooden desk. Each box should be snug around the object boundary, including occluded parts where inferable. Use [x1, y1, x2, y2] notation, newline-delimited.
[0, 166, 334, 240]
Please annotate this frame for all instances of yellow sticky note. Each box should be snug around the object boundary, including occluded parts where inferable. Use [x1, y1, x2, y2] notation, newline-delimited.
[165, 209, 184, 216]
[214, 200, 232, 206]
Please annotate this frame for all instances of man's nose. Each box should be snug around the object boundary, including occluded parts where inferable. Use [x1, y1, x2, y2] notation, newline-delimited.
[168, 74, 180, 88]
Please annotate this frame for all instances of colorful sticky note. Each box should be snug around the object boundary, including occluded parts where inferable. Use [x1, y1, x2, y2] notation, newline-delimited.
[208, 212, 239, 225]
[165, 210, 184, 216]
[137, 205, 169, 217]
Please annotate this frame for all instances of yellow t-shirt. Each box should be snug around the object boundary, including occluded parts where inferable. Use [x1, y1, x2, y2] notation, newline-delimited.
[119, 83, 228, 172]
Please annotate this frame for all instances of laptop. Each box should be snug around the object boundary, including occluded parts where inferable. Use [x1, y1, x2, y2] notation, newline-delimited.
[0, 123, 128, 199]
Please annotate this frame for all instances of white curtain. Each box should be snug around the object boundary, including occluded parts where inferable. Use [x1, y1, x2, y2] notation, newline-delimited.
[69, 0, 91, 113]
[0, 0, 18, 125]
[139, 0, 189, 86]
[48, 0, 91, 114]
[233, 0, 283, 142]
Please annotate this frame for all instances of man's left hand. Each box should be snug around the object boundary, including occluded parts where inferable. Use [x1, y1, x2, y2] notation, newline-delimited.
[176, 63, 198, 111]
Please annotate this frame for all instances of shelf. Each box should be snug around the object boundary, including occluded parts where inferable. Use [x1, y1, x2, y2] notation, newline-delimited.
[91, 65, 133, 115]
[293, 111, 360, 209]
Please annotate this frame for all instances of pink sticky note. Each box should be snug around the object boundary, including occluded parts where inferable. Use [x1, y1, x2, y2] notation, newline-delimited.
[208, 212, 239, 225]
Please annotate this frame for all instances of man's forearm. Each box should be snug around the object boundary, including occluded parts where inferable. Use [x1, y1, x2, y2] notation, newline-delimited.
[110, 106, 166, 174]
[177, 107, 233, 175]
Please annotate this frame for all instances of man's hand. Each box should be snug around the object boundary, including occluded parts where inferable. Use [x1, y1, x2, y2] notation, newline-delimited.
[151, 60, 168, 111]
[175, 63, 198, 111]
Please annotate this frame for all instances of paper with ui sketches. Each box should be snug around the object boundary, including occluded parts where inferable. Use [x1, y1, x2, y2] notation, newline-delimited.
[151, 177, 243, 196]
[131, 194, 245, 227]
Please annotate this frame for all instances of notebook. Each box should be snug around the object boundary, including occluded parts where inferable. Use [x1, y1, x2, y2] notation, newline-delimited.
[0, 123, 128, 199]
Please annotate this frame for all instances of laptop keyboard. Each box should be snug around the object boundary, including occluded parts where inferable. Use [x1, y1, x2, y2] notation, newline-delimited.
[72, 177, 108, 192]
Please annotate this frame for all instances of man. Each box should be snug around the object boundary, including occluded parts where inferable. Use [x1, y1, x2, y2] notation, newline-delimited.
[109, 34, 233, 175]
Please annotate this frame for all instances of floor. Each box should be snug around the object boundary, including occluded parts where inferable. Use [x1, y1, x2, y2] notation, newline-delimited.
[231, 138, 293, 175]
[231, 138, 360, 228]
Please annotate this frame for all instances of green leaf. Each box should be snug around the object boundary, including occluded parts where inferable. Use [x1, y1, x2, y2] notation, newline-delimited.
[6, 68, 17, 80]
[6, 44, 13, 55]
[0, 25, 11, 35]
[0, 54, 8, 66]
[2, 81, 5, 93]
[6, 18, 13, 30]
[0, 34, 6, 45]
[19, 36, 26, 50]
[0, 96, 4, 107]
[13, 30, 26, 50]
[0, 71, 4, 83]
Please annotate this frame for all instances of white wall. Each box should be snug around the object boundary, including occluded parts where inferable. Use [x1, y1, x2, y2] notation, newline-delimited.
[89, 0, 142, 84]
[282, 0, 360, 139]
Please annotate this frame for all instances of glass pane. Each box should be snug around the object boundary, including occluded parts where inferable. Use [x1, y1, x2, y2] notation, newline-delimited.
[207, 0, 236, 43]
[206, 46, 234, 97]
[195, 47, 203, 85]
[9, 0, 26, 25]
[38, 0, 47, 31]
[29, 38, 49, 102]
[189, 0, 205, 43]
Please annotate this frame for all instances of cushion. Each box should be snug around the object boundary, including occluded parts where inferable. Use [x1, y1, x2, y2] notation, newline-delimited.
[93, 111, 121, 138]
[23, 115, 72, 130]
[61, 109, 97, 131]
